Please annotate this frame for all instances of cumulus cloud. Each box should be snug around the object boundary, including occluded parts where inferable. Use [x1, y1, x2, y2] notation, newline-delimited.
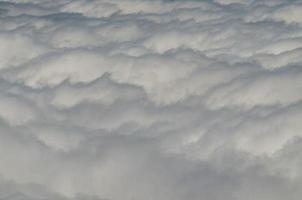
[1, 0, 302, 200]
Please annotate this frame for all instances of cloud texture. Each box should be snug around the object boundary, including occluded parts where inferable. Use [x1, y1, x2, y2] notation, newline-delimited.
[1, 0, 302, 199]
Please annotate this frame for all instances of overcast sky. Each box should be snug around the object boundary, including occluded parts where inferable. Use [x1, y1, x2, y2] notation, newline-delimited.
[1, 0, 302, 199]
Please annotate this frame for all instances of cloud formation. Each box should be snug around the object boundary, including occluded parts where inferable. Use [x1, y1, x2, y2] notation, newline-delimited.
[1, 0, 302, 199]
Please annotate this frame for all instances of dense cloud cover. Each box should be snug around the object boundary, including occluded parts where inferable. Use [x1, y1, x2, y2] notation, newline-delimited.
[1, 0, 302, 199]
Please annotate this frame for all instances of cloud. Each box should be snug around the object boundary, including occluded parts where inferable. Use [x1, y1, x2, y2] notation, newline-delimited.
[1, 0, 302, 200]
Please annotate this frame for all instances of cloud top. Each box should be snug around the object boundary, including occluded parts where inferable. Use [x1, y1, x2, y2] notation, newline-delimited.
[1, 0, 302, 200]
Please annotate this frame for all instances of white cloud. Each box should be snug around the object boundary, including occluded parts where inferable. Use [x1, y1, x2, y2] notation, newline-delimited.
[1, 0, 302, 200]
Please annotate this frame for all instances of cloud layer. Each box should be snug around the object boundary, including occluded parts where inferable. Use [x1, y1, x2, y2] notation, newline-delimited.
[1, 0, 302, 199]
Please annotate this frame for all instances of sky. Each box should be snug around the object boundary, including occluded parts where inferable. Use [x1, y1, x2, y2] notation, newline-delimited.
[0, 0, 302, 199]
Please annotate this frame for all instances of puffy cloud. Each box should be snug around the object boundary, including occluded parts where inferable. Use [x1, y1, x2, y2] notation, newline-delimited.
[1, 0, 302, 200]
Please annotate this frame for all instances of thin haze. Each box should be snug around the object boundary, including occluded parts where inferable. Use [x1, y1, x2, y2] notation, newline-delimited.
[0, 0, 302, 199]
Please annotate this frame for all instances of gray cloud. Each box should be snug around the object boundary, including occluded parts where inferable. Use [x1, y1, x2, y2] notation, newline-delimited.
[1, 0, 302, 199]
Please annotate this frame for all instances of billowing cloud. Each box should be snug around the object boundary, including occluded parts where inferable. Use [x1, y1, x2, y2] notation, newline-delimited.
[1, 0, 302, 200]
